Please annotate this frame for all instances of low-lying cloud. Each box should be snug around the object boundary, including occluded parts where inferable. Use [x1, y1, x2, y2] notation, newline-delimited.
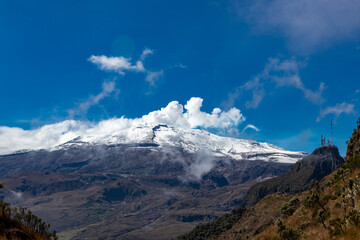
[0, 97, 245, 155]
[182, 151, 215, 182]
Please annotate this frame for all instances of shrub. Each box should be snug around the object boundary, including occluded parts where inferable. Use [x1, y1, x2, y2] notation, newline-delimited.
[303, 193, 317, 208]
[328, 217, 345, 236]
[276, 219, 302, 240]
[178, 207, 246, 239]
[317, 210, 330, 229]
[280, 197, 300, 218]
[334, 185, 343, 197]
[0, 197, 57, 239]
[346, 154, 360, 170]
[346, 210, 360, 228]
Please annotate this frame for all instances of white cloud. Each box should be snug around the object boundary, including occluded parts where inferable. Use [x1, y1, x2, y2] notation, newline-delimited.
[68, 80, 119, 118]
[89, 48, 163, 86]
[140, 48, 153, 60]
[234, 0, 360, 53]
[0, 120, 87, 155]
[223, 57, 325, 109]
[0, 97, 245, 155]
[88, 55, 144, 75]
[178, 64, 187, 69]
[10, 190, 23, 199]
[266, 58, 325, 105]
[143, 97, 245, 129]
[242, 124, 260, 133]
[170, 63, 188, 69]
[182, 152, 215, 181]
[145, 70, 164, 86]
[318, 102, 355, 121]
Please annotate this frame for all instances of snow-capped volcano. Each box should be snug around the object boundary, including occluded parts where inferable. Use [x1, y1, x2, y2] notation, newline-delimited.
[54, 124, 306, 163]
[0, 101, 307, 240]
[0, 98, 306, 164]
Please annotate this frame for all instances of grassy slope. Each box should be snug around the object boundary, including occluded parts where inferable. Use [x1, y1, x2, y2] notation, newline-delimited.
[180, 118, 360, 240]
[253, 168, 360, 240]
[210, 193, 293, 240]
[250, 120, 360, 240]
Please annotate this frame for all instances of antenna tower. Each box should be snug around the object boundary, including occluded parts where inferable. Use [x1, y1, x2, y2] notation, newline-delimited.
[331, 115, 333, 145]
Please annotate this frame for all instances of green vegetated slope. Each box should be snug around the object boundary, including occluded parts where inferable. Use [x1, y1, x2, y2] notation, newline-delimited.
[0, 184, 57, 240]
[179, 118, 360, 240]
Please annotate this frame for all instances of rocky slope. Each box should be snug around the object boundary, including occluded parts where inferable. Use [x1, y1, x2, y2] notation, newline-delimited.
[242, 145, 344, 207]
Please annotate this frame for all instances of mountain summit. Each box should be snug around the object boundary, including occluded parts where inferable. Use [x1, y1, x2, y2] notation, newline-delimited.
[54, 124, 306, 163]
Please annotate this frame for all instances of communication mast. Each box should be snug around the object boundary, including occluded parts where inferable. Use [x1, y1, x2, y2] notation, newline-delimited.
[320, 115, 334, 147]
[331, 115, 333, 146]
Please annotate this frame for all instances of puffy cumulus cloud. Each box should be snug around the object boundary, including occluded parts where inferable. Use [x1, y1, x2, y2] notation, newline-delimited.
[184, 98, 244, 129]
[234, 0, 360, 53]
[0, 97, 245, 155]
[143, 97, 245, 129]
[89, 48, 163, 86]
[223, 57, 325, 109]
[142, 100, 190, 127]
[317, 102, 355, 121]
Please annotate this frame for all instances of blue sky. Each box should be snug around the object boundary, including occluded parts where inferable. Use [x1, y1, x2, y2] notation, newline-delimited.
[1, 0, 360, 155]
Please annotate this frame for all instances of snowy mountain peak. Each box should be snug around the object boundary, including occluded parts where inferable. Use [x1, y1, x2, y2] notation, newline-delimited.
[54, 123, 306, 164]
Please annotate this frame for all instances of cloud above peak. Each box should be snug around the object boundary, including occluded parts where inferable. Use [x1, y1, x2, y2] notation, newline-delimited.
[234, 0, 360, 53]
[0, 97, 246, 155]
[88, 55, 145, 74]
[89, 48, 163, 86]
[140, 48, 153, 60]
[242, 124, 260, 133]
[68, 80, 119, 118]
[317, 102, 355, 121]
[143, 97, 245, 129]
[223, 57, 325, 109]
